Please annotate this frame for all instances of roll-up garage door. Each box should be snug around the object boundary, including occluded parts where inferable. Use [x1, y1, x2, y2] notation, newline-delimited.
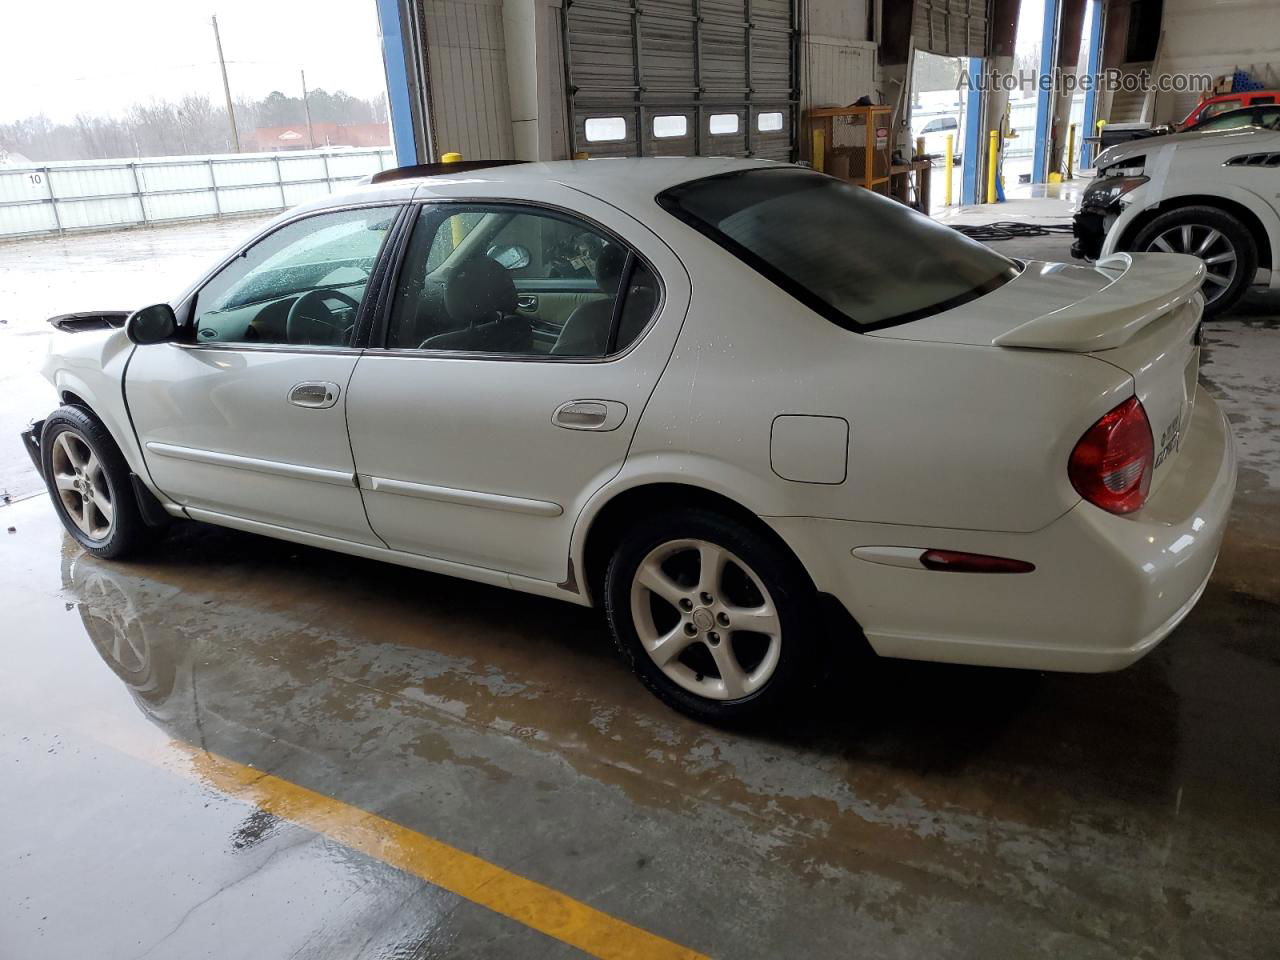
[912, 0, 989, 58]
[563, 0, 797, 160]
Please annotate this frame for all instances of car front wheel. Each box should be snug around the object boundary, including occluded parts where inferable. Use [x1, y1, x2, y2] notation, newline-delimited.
[41, 406, 151, 559]
[1131, 206, 1257, 317]
[604, 508, 823, 724]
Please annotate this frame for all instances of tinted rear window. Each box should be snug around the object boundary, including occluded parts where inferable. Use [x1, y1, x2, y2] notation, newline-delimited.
[658, 168, 1019, 330]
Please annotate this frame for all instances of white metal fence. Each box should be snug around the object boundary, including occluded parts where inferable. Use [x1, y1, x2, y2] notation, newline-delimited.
[0, 147, 396, 239]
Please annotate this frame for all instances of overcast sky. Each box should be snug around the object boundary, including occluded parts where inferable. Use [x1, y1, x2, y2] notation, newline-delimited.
[1, 0, 388, 123]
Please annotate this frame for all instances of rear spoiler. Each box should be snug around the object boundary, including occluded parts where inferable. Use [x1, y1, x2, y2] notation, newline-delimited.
[993, 253, 1205, 352]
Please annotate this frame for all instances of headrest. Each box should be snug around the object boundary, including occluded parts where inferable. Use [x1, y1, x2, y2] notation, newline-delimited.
[594, 243, 628, 296]
[444, 256, 517, 325]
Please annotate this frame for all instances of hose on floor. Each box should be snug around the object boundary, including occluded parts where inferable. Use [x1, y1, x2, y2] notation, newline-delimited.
[951, 221, 1076, 242]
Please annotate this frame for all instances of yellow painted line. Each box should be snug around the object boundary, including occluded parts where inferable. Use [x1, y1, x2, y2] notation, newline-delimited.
[115, 732, 708, 960]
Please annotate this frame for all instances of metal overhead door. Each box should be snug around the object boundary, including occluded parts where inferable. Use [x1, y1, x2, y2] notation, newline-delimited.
[912, 0, 989, 58]
[563, 0, 797, 160]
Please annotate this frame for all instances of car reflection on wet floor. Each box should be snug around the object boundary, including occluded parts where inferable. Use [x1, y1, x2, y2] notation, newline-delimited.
[4, 492, 1280, 959]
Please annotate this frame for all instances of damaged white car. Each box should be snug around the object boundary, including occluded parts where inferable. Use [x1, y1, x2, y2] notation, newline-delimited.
[24, 157, 1235, 722]
[1073, 123, 1280, 316]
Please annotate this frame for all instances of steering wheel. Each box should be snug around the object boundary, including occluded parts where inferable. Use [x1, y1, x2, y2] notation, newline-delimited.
[286, 288, 361, 345]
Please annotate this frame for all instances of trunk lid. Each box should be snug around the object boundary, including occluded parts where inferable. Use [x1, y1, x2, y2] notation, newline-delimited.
[868, 252, 1205, 494]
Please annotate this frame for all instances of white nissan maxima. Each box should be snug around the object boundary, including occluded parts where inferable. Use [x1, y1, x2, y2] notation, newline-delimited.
[23, 157, 1236, 723]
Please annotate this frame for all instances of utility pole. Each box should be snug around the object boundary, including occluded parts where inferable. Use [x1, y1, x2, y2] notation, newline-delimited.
[211, 15, 241, 152]
[301, 69, 315, 149]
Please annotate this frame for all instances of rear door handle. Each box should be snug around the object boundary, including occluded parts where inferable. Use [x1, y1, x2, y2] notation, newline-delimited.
[552, 399, 628, 431]
[288, 381, 340, 408]
[516, 294, 538, 311]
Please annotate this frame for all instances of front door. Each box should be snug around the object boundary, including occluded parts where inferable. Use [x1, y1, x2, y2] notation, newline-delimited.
[346, 187, 690, 582]
[126, 204, 400, 544]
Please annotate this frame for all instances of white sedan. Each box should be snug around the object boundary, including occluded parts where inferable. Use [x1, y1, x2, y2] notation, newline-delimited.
[23, 157, 1236, 723]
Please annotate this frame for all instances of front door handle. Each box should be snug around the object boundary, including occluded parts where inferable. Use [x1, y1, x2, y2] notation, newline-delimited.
[516, 294, 539, 312]
[288, 381, 340, 409]
[552, 399, 628, 431]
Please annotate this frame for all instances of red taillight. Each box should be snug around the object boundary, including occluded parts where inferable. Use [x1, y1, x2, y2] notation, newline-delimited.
[1068, 396, 1154, 515]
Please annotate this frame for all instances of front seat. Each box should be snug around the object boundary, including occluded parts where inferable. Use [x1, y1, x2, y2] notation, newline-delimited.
[422, 256, 532, 353]
[551, 244, 627, 356]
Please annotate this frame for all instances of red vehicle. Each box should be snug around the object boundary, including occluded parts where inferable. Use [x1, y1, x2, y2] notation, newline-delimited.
[1179, 90, 1280, 129]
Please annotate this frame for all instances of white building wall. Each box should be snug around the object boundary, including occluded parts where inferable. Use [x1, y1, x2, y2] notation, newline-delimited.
[801, 0, 877, 112]
[420, 0, 517, 159]
[1154, 0, 1280, 123]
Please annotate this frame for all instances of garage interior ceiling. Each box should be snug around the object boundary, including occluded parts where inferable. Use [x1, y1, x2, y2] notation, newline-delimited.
[912, 0, 990, 58]
[563, 0, 798, 160]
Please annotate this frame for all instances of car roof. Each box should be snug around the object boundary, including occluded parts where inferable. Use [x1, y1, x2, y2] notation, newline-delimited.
[1201, 89, 1280, 102]
[1192, 105, 1280, 127]
[311, 155, 782, 217]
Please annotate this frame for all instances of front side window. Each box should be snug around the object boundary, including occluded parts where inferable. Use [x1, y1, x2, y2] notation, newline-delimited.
[386, 204, 660, 357]
[1199, 110, 1257, 131]
[194, 206, 397, 347]
[658, 168, 1017, 330]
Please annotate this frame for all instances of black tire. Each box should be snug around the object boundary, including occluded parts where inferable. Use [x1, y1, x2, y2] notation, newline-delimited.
[1129, 205, 1258, 317]
[603, 508, 825, 725]
[40, 405, 152, 559]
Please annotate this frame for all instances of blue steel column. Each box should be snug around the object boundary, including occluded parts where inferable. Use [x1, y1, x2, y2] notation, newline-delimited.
[376, 0, 421, 166]
[1032, 0, 1061, 183]
[1080, 0, 1104, 169]
[961, 59, 985, 205]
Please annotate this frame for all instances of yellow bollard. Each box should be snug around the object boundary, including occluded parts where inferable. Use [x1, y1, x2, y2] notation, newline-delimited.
[944, 133, 953, 206]
[441, 152, 464, 247]
[1067, 123, 1077, 180]
[987, 129, 999, 204]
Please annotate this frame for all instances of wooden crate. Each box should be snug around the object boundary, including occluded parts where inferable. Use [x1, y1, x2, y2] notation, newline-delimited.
[803, 105, 893, 193]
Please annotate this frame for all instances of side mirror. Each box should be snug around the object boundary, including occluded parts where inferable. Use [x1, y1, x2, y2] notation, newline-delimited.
[486, 243, 532, 271]
[125, 303, 178, 345]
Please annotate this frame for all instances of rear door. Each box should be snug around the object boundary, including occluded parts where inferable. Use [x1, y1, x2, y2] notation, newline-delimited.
[345, 183, 690, 583]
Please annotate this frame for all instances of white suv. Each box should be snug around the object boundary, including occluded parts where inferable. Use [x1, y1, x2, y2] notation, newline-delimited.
[1073, 125, 1280, 315]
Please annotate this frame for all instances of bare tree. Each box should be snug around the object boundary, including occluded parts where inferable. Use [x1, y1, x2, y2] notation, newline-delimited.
[1, 89, 388, 162]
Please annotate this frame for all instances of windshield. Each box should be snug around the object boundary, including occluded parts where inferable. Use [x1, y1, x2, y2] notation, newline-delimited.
[657, 168, 1018, 330]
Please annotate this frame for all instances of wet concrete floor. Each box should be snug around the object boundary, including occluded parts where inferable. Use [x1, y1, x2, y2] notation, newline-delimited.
[2, 219, 1279, 959]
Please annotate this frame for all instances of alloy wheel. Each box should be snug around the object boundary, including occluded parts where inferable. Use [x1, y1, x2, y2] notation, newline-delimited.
[50, 430, 114, 542]
[629, 538, 782, 701]
[1144, 223, 1238, 306]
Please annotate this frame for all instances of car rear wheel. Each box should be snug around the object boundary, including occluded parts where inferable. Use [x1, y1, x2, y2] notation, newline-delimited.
[41, 406, 151, 559]
[604, 508, 823, 724]
[1131, 206, 1257, 317]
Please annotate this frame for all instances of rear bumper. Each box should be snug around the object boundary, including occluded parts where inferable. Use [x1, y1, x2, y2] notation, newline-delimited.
[21, 419, 46, 481]
[769, 388, 1236, 672]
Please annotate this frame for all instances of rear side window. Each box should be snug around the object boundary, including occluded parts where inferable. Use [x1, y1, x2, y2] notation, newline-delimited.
[657, 168, 1017, 330]
[385, 204, 660, 358]
[1202, 99, 1244, 119]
